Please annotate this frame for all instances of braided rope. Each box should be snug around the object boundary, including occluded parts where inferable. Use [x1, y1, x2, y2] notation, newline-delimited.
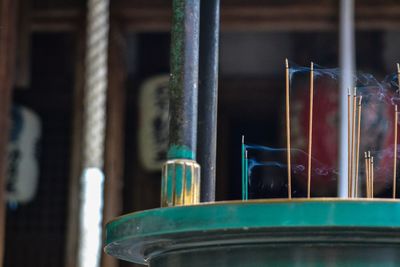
[83, 0, 109, 168]
[78, 1, 109, 267]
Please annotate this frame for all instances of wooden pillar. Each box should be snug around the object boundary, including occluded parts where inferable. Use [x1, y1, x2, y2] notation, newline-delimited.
[64, 28, 85, 267]
[15, 0, 31, 88]
[101, 24, 126, 267]
[0, 0, 18, 266]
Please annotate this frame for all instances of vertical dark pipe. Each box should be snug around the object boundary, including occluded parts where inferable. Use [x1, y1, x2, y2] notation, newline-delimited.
[168, 0, 200, 160]
[198, 0, 220, 202]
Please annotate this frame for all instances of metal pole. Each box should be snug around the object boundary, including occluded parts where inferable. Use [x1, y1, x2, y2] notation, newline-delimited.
[161, 0, 201, 207]
[338, 0, 355, 197]
[198, 0, 220, 203]
[168, 0, 200, 160]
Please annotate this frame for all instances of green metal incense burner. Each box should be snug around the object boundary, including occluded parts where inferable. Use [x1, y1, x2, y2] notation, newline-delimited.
[104, 0, 400, 266]
[105, 199, 400, 267]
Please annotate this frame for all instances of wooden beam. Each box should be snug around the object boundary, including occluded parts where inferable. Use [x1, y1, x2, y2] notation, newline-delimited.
[27, 1, 400, 32]
[100, 24, 126, 267]
[114, 4, 338, 32]
[112, 1, 400, 32]
[31, 9, 82, 32]
[0, 0, 18, 265]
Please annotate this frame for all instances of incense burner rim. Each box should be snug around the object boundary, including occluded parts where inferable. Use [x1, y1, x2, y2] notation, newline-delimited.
[105, 199, 400, 264]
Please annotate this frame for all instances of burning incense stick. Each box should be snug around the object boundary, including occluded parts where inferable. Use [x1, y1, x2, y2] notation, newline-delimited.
[347, 88, 352, 197]
[355, 96, 362, 198]
[394, 104, 398, 199]
[245, 150, 249, 200]
[307, 62, 314, 199]
[371, 156, 374, 198]
[241, 135, 246, 200]
[364, 152, 369, 198]
[350, 88, 357, 197]
[395, 64, 400, 199]
[285, 59, 292, 199]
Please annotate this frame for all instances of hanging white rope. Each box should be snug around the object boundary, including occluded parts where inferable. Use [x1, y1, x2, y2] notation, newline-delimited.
[83, 0, 109, 169]
[78, 0, 109, 266]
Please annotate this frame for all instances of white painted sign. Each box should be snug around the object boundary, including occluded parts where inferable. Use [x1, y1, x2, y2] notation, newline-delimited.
[7, 105, 41, 204]
[139, 75, 169, 171]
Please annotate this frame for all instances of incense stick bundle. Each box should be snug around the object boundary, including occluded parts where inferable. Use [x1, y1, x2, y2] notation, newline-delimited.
[285, 59, 292, 199]
[307, 62, 314, 199]
[355, 96, 362, 198]
[347, 89, 352, 197]
[350, 88, 357, 197]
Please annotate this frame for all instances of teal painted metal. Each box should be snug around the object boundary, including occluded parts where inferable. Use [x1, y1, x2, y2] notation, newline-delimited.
[167, 145, 196, 160]
[105, 200, 400, 266]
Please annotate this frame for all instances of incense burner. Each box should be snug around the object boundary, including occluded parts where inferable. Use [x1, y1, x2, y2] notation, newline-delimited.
[105, 199, 400, 267]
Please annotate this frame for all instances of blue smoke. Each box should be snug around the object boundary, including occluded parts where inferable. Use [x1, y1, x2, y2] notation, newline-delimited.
[288, 60, 400, 107]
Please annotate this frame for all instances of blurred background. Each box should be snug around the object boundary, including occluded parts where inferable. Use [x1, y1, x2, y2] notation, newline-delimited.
[1, 0, 400, 267]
